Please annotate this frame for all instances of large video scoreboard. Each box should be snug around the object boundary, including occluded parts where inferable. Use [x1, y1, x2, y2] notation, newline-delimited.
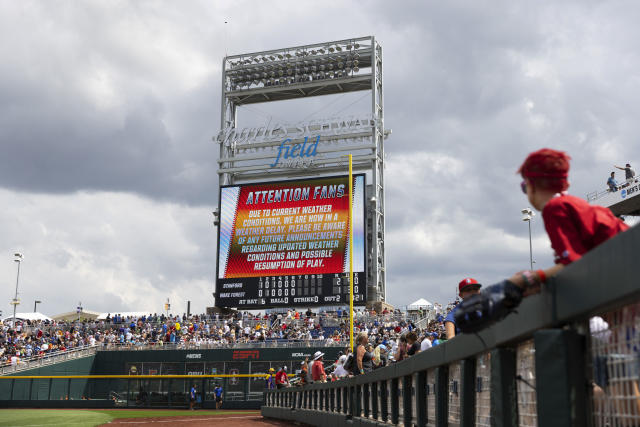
[215, 174, 366, 308]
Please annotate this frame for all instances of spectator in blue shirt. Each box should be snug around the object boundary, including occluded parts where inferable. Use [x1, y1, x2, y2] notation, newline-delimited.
[445, 278, 482, 339]
[431, 332, 441, 346]
[214, 384, 223, 409]
[607, 172, 618, 192]
[189, 384, 196, 410]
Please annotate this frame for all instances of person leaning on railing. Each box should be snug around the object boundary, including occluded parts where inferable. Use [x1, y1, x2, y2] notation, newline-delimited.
[311, 351, 327, 382]
[355, 332, 374, 375]
[509, 148, 629, 295]
[453, 151, 630, 335]
[607, 172, 619, 192]
[445, 278, 482, 339]
[614, 162, 636, 187]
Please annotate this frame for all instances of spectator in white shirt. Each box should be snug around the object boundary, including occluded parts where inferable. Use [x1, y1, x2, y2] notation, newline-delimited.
[420, 334, 432, 351]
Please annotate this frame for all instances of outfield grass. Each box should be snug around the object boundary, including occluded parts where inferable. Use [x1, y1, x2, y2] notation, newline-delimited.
[0, 409, 258, 426]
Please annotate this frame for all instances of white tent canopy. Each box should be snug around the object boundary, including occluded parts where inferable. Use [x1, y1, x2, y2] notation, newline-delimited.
[1, 312, 52, 322]
[407, 298, 433, 310]
[52, 310, 101, 322]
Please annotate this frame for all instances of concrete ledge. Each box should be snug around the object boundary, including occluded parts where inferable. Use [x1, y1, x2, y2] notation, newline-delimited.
[262, 406, 355, 427]
[262, 406, 391, 427]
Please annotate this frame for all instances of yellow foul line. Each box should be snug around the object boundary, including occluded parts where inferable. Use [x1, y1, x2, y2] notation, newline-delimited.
[0, 374, 294, 379]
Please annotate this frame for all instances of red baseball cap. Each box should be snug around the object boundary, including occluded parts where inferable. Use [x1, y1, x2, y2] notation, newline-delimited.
[458, 277, 481, 294]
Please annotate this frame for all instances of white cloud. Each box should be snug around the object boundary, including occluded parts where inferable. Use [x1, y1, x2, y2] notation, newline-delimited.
[0, 189, 215, 316]
[0, 0, 638, 315]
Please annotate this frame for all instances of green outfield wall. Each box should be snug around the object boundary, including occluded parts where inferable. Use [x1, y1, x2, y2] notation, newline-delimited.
[0, 346, 343, 409]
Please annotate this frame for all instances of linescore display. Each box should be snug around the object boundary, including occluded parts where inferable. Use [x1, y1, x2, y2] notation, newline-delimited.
[215, 175, 366, 308]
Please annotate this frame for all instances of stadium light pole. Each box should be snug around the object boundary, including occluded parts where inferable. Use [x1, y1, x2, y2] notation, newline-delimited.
[12, 253, 23, 327]
[521, 208, 535, 270]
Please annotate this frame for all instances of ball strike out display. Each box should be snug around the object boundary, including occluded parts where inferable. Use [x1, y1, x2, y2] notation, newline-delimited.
[215, 174, 366, 308]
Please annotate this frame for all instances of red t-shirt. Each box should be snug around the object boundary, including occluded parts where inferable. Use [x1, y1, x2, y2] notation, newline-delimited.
[275, 371, 287, 384]
[312, 360, 326, 381]
[542, 194, 629, 265]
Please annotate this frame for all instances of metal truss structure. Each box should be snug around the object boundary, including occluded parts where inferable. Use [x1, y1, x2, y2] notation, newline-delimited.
[216, 36, 388, 303]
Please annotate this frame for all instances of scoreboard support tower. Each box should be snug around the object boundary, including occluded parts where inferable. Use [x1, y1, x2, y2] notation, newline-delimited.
[216, 36, 388, 305]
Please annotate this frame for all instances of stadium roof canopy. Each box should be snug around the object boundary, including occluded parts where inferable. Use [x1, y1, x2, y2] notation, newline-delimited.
[407, 298, 433, 310]
[1, 312, 52, 322]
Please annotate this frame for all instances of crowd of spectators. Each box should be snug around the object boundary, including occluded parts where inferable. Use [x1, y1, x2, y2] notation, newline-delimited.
[265, 303, 462, 386]
[0, 304, 458, 370]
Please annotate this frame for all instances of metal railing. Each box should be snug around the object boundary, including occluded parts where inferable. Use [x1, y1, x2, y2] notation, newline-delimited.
[263, 225, 640, 426]
[587, 178, 640, 202]
[0, 345, 98, 375]
[96, 339, 345, 351]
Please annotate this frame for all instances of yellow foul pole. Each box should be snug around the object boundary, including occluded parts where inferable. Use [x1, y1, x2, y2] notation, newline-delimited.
[348, 154, 354, 353]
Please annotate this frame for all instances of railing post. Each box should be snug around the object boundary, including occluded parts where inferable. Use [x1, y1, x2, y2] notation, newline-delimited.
[534, 329, 587, 427]
[330, 387, 335, 412]
[354, 384, 362, 417]
[460, 358, 476, 427]
[326, 387, 331, 411]
[371, 381, 379, 420]
[490, 348, 518, 427]
[381, 380, 389, 422]
[403, 375, 412, 426]
[323, 388, 327, 411]
[363, 382, 370, 418]
[416, 371, 427, 427]
[391, 377, 399, 424]
[348, 385, 355, 418]
[344, 385, 349, 414]
[435, 366, 448, 427]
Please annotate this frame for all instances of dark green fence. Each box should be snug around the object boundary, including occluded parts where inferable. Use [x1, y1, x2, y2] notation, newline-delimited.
[0, 346, 343, 409]
[263, 225, 640, 426]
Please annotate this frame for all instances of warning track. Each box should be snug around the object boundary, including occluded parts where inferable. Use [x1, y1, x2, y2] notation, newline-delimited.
[102, 411, 307, 426]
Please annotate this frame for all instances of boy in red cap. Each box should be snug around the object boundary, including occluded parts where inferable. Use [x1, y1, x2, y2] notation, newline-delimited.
[445, 278, 482, 339]
[510, 148, 629, 292]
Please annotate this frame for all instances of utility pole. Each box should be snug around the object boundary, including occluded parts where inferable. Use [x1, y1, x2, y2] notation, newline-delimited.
[11, 253, 23, 328]
[521, 208, 535, 270]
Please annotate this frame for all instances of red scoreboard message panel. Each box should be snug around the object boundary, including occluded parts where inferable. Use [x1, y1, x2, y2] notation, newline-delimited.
[215, 175, 366, 308]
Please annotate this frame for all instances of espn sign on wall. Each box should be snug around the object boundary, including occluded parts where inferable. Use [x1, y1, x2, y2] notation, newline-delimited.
[215, 175, 366, 308]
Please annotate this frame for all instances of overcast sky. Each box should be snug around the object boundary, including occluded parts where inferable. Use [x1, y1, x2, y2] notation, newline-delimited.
[1, 0, 639, 317]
